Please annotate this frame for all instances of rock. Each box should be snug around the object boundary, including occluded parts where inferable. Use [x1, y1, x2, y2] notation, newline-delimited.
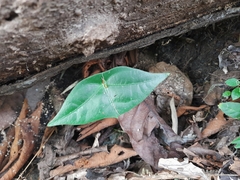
[149, 61, 193, 112]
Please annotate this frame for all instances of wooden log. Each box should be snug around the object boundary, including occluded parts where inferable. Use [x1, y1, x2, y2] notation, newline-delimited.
[0, 0, 240, 95]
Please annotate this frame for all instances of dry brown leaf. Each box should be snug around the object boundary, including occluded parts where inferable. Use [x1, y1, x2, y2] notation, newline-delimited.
[82, 59, 105, 78]
[188, 143, 222, 161]
[201, 111, 227, 138]
[0, 92, 25, 131]
[36, 126, 57, 157]
[1, 121, 35, 180]
[28, 102, 42, 135]
[54, 146, 108, 167]
[177, 105, 207, 117]
[1, 102, 42, 180]
[0, 127, 15, 171]
[77, 118, 118, 141]
[229, 159, 240, 176]
[82, 50, 137, 79]
[183, 143, 223, 170]
[50, 145, 137, 177]
[192, 156, 223, 169]
[76, 144, 136, 168]
[118, 96, 183, 168]
[0, 99, 28, 173]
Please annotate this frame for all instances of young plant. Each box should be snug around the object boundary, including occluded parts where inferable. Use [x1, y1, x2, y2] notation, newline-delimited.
[222, 78, 240, 100]
[219, 78, 240, 119]
[48, 66, 169, 126]
[218, 78, 240, 149]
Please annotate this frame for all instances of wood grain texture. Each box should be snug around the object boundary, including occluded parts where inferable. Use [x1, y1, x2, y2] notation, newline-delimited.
[0, 0, 239, 93]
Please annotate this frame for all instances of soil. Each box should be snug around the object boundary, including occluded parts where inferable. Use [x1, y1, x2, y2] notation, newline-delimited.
[4, 16, 240, 179]
[140, 16, 240, 84]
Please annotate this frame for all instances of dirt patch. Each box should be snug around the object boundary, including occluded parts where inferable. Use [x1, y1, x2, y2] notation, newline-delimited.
[140, 17, 239, 82]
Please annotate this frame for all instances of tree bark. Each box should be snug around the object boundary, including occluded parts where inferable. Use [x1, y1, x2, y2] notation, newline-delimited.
[0, 0, 240, 95]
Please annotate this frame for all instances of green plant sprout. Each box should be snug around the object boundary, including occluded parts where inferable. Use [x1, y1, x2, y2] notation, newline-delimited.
[222, 78, 240, 100]
[47, 66, 169, 126]
[218, 78, 240, 149]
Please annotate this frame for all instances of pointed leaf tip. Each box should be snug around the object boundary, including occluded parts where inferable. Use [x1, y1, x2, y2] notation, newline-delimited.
[47, 66, 169, 126]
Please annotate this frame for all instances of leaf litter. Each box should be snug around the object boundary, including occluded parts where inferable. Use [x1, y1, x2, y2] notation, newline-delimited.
[1, 18, 240, 179]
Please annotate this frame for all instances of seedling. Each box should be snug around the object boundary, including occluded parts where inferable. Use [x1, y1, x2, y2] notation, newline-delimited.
[218, 78, 240, 148]
[48, 66, 169, 126]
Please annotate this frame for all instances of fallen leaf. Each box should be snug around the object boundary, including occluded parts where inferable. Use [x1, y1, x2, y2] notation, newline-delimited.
[1, 102, 42, 179]
[77, 144, 137, 167]
[192, 156, 222, 169]
[202, 111, 227, 138]
[53, 146, 108, 167]
[187, 143, 222, 161]
[177, 105, 207, 117]
[118, 96, 183, 168]
[77, 118, 118, 141]
[49, 145, 137, 177]
[0, 99, 28, 173]
[1, 121, 35, 180]
[158, 158, 208, 180]
[183, 143, 223, 170]
[82, 59, 105, 78]
[0, 127, 15, 171]
[229, 159, 240, 176]
[82, 50, 137, 79]
[36, 126, 57, 157]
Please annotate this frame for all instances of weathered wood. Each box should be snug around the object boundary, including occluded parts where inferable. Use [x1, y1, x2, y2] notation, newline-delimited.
[0, 0, 240, 95]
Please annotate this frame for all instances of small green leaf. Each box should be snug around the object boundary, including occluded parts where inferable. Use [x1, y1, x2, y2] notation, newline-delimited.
[225, 78, 240, 87]
[218, 102, 240, 119]
[231, 87, 240, 100]
[222, 90, 231, 98]
[48, 66, 169, 126]
[231, 137, 240, 149]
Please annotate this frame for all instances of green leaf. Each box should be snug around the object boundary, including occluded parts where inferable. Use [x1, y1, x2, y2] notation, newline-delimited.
[218, 102, 240, 119]
[48, 66, 169, 126]
[231, 137, 240, 149]
[225, 78, 240, 87]
[222, 90, 231, 98]
[231, 87, 240, 100]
